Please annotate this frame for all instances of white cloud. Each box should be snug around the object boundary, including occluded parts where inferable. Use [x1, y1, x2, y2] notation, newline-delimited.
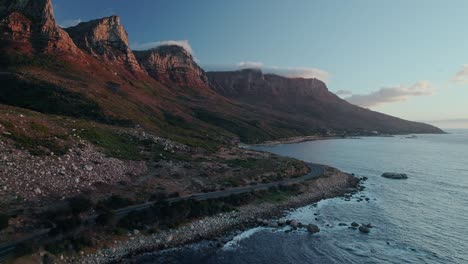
[238, 61, 264, 69]
[345, 81, 434, 107]
[265, 66, 330, 82]
[131, 40, 193, 54]
[335, 90, 353, 96]
[59, 18, 82, 28]
[209, 61, 330, 83]
[451, 65, 468, 84]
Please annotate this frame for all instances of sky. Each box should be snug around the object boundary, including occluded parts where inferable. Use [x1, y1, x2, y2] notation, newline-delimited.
[53, 0, 468, 128]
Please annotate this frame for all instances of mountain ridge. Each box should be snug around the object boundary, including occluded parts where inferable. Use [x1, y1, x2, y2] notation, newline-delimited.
[0, 0, 444, 146]
[208, 69, 443, 134]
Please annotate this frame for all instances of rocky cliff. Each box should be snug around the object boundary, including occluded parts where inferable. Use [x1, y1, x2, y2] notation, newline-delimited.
[65, 16, 145, 74]
[208, 69, 444, 134]
[134, 45, 210, 89]
[0, 0, 79, 54]
[208, 69, 334, 107]
[0, 0, 444, 144]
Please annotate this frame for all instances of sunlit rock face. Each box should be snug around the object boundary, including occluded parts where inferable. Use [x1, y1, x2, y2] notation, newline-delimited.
[134, 45, 210, 89]
[65, 15, 145, 74]
[0, 0, 80, 53]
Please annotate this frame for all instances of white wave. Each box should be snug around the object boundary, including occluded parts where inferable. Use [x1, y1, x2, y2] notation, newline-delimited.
[222, 227, 265, 251]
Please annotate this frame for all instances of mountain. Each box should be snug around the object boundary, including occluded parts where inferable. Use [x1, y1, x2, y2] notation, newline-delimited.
[207, 69, 443, 134]
[64, 16, 145, 75]
[134, 45, 210, 89]
[0, 0, 80, 56]
[0, 0, 443, 147]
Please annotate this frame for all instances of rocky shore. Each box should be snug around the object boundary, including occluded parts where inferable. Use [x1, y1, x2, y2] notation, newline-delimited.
[244, 134, 367, 147]
[246, 135, 331, 146]
[74, 168, 360, 264]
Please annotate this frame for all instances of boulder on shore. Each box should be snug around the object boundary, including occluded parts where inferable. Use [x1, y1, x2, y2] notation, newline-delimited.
[382, 172, 408, 180]
[289, 220, 299, 228]
[277, 219, 286, 226]
[359, 225, 370, 233]
[306, 224, 320, 234]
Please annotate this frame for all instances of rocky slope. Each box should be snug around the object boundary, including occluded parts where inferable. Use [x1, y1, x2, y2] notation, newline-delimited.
[134, 45, 210, 89]
[64, 16, 145, 75]
[0, 0, 443, 148]
[0, 0, 80, 55]
[208, 69, 444, 134]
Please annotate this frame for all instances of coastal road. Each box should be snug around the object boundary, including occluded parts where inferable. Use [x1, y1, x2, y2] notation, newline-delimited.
[173, 163, 324, 201]
[112, 163, 324, 216]
[0, 246, 14, 263]
[0, 164, 324, 263]
[0, 229, 50, 263]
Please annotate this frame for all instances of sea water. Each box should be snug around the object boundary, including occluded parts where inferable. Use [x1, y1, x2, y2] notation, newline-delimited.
[136, 130, 468, 264]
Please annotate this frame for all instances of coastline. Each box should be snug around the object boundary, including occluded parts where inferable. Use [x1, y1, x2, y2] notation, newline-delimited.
[246, 135, 339, 147]
[77, 166, 361, 264]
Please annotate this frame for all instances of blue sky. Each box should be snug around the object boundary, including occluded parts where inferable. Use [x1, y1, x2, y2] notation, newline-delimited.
[53, 0, 468, 128]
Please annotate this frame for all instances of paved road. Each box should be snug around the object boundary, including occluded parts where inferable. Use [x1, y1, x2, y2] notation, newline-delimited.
[0, 229, 50, 263]
[113, 163, 324, 216]
[0, 246, 14, 263]
[0, 163, 324, 263]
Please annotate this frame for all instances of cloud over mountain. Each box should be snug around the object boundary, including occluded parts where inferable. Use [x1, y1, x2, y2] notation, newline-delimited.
[335, 90, 353, 96]
[131, 40, 193, 54]
[345, 81, 434, 107]
[208, 61, 330, 83]
[58, 18, 82, 28]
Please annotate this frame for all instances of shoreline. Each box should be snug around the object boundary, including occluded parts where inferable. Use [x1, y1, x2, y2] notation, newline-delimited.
[246, 135, 341, 147]
[77, 167, 361, 264]
[247, 131, 443, 147]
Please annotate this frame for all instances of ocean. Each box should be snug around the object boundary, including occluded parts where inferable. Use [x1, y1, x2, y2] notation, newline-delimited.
[135, 130, 468, 264]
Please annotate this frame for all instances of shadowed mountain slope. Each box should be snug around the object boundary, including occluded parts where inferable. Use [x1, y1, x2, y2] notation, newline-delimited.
[0, 0, 443, 147]
[207, 69, 443, 134]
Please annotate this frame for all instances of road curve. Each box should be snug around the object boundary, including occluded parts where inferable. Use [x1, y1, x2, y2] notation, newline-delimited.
[0, 163, 324, 263]
[113, 163, 324, 216]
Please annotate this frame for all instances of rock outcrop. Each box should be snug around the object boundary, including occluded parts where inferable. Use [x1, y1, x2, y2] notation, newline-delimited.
[381, 173, 408, 180]
[65, 16, 145, 74]
[358, 225, 370, 233]
[0, 0, 79, 54]
[208, 69, 333, 107]
[134, 45, 210, 89]
[306, 224, 320, 234]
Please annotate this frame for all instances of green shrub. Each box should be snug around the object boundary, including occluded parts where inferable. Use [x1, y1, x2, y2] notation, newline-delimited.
[226, 158, 258, 168]
[96, 211, 116, 226]
[0, 213, 9, 230]
[45, 242, 67, 255]
[67, 196, 93, 215]
[14, 241, 34, 257]
[193, 109, 273, 143]
[96, 195, 134, 211]
[50, 216, 81, 235]
[79, 128, 143, 160]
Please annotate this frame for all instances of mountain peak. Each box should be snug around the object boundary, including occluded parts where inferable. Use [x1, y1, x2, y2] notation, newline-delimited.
[65, 15, 144, 74]
[134, 45, 210, 89]
[66, 15, 128, 47]
[0, 0, 80, 54]
[0, 0, 54, 23]
[150, 44, 192, 58]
